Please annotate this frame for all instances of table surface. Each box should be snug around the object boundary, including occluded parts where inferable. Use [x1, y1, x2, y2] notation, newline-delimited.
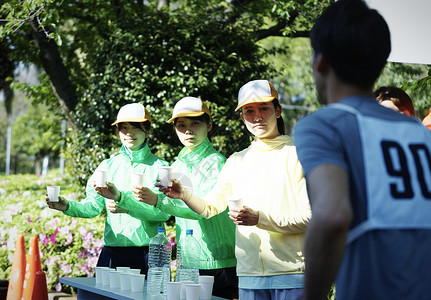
[60, 277, 226, 300]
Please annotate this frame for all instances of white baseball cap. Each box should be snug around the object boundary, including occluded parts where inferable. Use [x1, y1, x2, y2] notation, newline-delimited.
[236, 79, 278, 111]
[168, 97, 211, 123]
[111, 103, 152, 126]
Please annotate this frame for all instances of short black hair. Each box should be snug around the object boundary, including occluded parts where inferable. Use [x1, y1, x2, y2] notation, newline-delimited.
[116, 121, 151, 133]
[310, 0, 391, 88]
[173, 114, 211, 125]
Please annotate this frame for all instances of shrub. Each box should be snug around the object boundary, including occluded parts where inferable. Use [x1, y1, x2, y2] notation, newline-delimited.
[0, 171, 104, 293]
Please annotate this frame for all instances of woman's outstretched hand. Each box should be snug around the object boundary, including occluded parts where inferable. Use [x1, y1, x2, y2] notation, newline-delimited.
[94, 181, 121, 201]
[155, 179, 187, 200]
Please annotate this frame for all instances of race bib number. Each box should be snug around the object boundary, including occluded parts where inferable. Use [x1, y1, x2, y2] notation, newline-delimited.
[330, 104, 431, 243]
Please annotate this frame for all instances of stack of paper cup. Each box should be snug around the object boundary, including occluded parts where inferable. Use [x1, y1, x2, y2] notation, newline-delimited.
[185, 284, 201, 300]
[130, 273, 146, 293]
[95, 267, 110, 285]
[179, 281, 194, 300]
[120, 272, 132, 291]
[166, 282, 182, 300]
[198, 276, 214, 300]
[109, 270, 121, 289]
[101, 268, 112, 286]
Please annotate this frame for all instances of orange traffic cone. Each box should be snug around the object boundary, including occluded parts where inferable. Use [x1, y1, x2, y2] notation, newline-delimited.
[22, 236, 42, 300]
[31, 271, 48, 300]
[6, 234, 26, 300]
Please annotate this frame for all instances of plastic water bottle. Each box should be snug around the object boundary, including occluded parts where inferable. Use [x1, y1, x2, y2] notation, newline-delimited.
[175, 229, 200, 283]
[147, 227, 172, 295]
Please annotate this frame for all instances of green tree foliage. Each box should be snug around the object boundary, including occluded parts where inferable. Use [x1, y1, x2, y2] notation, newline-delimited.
[376, 63, 431, 119]
[11, 103, 62, 174]
[69, 6, 272, 184]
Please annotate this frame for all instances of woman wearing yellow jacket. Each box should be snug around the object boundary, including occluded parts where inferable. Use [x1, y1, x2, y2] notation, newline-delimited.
[159, 80, 311, 299]
[47, 103, 170, 275]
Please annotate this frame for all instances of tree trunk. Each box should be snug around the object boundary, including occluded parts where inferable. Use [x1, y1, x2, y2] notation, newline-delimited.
[28, 19, 79, 130]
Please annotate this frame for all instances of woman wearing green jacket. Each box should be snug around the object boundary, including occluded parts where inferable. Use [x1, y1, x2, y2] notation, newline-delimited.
[47, 103, 170, 275]
[137, 97, 237, 299]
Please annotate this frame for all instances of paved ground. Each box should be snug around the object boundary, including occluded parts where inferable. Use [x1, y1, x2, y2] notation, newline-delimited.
[48, 292, 77, 300]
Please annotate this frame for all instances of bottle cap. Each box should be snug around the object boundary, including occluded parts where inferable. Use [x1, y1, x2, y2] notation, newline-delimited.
[186, 229, 193, 235]
[158, 227, 165, 233]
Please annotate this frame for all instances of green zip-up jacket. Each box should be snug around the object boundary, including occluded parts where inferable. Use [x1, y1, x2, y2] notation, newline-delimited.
[156, 138, 236, 270]
[64, 143, 170, 247]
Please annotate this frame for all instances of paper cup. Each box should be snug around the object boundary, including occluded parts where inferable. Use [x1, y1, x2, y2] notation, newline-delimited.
[226, 194, 243, 210]
[119, 272, 131, 291]
[198, 276, 214, 300]
[109, 270, 121, 289]
[47, 186, 60, 203]
[95, 170, 108, 187]
[166, 282, 182, 300]
[131, 173, 145, 187]
[101, 268, 112, 286]
[128, 268, 142, 274]
[158, 166, 173, 187]
[185, 284, 201, 300]
[116, 266, 131, 272]
[95, 267, 110, 284]
[130, 273, 145, 293]
[179, 281, 194, 300]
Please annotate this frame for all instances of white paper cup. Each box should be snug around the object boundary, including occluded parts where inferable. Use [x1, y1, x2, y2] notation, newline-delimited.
[130, 273, 145, 293]
[109, 270, 121, 289]
[128, 268, 142, 274]
[226, 194, 243, 210]
[95, 267, 110, 284]
[198, 276, 214, 300]
[185, 284, 201, 300]
[47, 186, 60, 203]
[95, 170, 108, 187]
[119, 272, 131, 291]
[116, 266, 131, 272]
[131, 173, 145, 187]
[158, 166, 173, 187]
[101, 268, 112, 286]
[166, 282, 182, 300]
[179, 281, 194, 300]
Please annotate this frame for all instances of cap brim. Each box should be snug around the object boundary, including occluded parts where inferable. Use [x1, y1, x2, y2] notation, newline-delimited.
[235, 96, 276, 111]
[167, 111, 206, 123]
[111, 118, 150, 126]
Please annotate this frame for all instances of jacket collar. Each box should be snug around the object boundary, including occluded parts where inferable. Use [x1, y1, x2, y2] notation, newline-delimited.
[121, 143, 151, 163]
[177, 138, 212, 167]
[252, 135, 292, 151]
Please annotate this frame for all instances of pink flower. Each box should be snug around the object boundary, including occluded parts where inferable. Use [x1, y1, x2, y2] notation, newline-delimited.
[46, 217, 60, 228]
[58, 225, 71, 235]
[50, 234, 56, 245]
[55, 283, 62, 292]
[28, 217, 32, 223]
[60, 263, 72, 274]
[39, 233, 49, 246]
[65, 233, 73, 246]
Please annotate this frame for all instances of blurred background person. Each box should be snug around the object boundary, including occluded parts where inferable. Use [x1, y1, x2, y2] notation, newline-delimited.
[374, 86, 416, 117]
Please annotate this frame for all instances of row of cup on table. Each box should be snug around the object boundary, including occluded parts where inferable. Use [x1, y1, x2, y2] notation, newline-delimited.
[94, 266, 214, 299]
[166, 276, 215, 300]
[95, 266, 145, 292]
